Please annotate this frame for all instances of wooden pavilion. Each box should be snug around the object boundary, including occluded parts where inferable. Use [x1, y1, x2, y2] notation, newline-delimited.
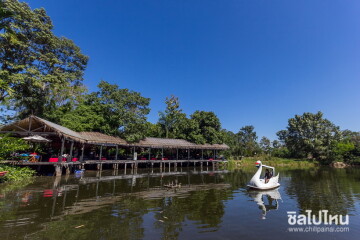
[0, 115, 229, 163]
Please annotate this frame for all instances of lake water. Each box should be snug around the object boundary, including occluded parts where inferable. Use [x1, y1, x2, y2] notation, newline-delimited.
[0, 166, 359, 240]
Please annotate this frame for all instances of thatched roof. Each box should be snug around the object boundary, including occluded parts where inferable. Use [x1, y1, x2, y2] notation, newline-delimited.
[0, 116, 85, 142]
[0, 116, 229, 150]
[79, 132, 128, 146]
[133, 137, 229, 150]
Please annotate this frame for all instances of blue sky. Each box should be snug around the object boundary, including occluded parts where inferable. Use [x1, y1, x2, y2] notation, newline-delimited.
[26, 0, 360, 139]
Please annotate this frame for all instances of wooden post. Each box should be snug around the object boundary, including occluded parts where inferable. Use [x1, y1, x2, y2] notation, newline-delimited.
[55, 165, 62, 176]
[58, 138, 65, 163]
[65, 166, 70, 175]
[148, 147, 151, 160]
[188, 149, 190, 160]
[124, 163, 127, 174]
[68, 141, 74, 163]
[176, 148, 179, 160]
[115, 145, 118, 160]
[201, 149, 204, 160]
[80, 143, 85, 162]
[161, 148, 164, 160]
[99, 145, 103, 160]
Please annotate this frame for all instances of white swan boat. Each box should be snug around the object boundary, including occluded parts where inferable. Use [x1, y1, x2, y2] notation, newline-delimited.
[247, 160, 280, 190]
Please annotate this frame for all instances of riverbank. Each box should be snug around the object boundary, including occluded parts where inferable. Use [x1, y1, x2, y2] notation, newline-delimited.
[226, 157, 319, 168]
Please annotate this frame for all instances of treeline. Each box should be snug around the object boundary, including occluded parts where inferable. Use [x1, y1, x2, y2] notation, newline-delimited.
[223, 112, 360, 164]
[1, 0, 359, 164]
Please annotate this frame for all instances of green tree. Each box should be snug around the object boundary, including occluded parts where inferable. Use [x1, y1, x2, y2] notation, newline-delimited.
[190, 111, 224, 144]
[331, 130, 360, 163]
[145, 122, 163, 138]
[158, 95, 186, 138]
[259, 136, 271, 155]
[0, 0, 88, 120]
[221, 129, 240, 159]
[236, 125, 258, 157]
[332, 142, 355, 162]
[277, 111, 341, 161]
[60, 80, 150, 142]
[0, 134, 29, 160]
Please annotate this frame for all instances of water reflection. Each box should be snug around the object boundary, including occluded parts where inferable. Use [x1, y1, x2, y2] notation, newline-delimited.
[0, 167, 359, 239]
[248, 188, 282, 219]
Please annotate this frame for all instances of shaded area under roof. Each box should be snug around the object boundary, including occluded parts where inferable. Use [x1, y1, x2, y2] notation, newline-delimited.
[0, 116, 230, 150]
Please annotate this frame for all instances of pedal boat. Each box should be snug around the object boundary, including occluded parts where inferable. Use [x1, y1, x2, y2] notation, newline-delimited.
[247, 160, 280, 190]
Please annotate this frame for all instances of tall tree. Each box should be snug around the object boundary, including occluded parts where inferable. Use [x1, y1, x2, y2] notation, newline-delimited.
[60, 81, 150, 142]
[0, 0, 88, 120]
[190, 111, 224, 144]
[259, 136, 271, 155]
[277, 111, 341, 161]
[158, 95, 186, 138]
[221, 129, 240, 159]
[236, 125, 258, 157]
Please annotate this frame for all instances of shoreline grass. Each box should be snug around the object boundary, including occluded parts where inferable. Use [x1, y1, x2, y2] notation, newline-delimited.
[226, 157, 319, 169]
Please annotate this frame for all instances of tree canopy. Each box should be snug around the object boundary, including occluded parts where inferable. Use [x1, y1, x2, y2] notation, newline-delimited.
[60, 81, 151, 142]
[277, 111, 341, 161]
[0, 0, 88, 120]
[190, 111, 223, 144]
[155, 96, 224, 145]
[158, 95, 186, 139]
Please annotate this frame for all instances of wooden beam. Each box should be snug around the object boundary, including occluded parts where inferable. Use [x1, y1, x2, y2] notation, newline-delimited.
[0, 131, 56, 135]
[28, 116, 32, 131]
[13, 125, 28, 132]
[31, 126, 45, 132]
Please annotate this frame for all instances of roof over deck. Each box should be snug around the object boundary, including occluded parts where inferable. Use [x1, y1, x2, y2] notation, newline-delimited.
[0, 116, 229, 150]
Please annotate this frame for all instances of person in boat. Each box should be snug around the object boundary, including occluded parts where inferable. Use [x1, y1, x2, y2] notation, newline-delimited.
[264, 169, 272, 183]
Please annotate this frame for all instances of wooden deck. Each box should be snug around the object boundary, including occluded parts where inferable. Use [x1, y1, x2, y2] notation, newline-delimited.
[1, 159, 228, 176]
[1, 159, 226, 166]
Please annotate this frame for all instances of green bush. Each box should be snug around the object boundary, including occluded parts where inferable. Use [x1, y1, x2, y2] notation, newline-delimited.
[0, 165, 35, 182]
[0, 134, 30, 160]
